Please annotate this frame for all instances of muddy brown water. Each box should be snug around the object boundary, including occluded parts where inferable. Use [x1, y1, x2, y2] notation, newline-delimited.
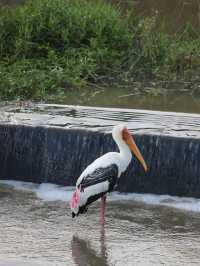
[1, 183, 200, 266]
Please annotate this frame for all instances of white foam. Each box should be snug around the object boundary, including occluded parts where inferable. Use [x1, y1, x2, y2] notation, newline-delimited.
[110, 192, 200, 213]
[0, 180, 73, 202]
[0, 180, 38, 192]
[1, 180, 200, 213]
[36, 183, 73, 202]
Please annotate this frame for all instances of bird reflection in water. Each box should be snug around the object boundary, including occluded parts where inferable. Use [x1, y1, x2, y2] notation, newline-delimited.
[71, 224, 109, 266]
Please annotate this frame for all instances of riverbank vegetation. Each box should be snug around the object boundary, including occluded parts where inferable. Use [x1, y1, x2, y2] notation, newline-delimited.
[0, 0, 200, 100]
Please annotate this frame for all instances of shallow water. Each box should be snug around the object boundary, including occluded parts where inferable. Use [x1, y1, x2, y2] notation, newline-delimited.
[46, 86, 200, 114]
[1, 181, 200, 266]
[2, 85, 200, 114]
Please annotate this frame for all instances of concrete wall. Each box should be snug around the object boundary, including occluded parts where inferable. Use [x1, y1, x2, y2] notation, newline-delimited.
[0, 119, 200, 197]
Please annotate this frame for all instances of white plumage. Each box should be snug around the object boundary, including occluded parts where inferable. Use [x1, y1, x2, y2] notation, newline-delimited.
[70, 124, 147, 220]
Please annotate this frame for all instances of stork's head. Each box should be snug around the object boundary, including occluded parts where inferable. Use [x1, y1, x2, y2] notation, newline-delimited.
[112, 124, 148, 172]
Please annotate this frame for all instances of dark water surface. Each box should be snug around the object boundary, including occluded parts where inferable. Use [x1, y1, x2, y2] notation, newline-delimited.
[1, 183, 200, 266]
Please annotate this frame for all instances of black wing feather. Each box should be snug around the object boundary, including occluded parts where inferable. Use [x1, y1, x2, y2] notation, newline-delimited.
[79, 164, 118, 192]
[74, 164, 118, 216]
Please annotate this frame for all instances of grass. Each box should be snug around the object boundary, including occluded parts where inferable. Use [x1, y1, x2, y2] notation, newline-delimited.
[0, 0, 200, 101]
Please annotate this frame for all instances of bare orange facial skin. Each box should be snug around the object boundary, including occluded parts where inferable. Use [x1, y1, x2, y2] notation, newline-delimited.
[122, 127, 148, 172]
[122, 127, 131, 141]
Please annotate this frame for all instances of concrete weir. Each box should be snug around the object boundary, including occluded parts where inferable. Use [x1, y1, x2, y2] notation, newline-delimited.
[0, 103, 200, 197]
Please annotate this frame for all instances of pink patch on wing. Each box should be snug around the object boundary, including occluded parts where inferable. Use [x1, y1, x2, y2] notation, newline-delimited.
[70, 187, 81, 209]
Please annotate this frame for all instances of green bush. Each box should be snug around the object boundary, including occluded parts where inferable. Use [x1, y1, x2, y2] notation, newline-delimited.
[0, 0, 131, 61]
[0, 0, 199, 101]
[122, 16, 169, 78]
[0, 0, 134, 100]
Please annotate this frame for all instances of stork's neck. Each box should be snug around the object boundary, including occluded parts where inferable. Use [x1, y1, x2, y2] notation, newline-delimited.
[115, 138, 132, 166]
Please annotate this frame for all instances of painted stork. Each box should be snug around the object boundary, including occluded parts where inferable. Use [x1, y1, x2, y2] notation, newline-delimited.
[70, 124, 148, 223]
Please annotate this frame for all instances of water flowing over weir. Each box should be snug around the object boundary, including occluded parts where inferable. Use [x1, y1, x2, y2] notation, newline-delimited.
[0, 103, 200, 197]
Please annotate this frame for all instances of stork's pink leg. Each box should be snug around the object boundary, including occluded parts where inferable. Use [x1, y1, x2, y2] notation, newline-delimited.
[100, 194, 107, 225]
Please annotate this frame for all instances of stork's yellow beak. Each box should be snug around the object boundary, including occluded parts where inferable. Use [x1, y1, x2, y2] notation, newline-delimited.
[122, 127, 148, 172]
[126, 135, 148, 172]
